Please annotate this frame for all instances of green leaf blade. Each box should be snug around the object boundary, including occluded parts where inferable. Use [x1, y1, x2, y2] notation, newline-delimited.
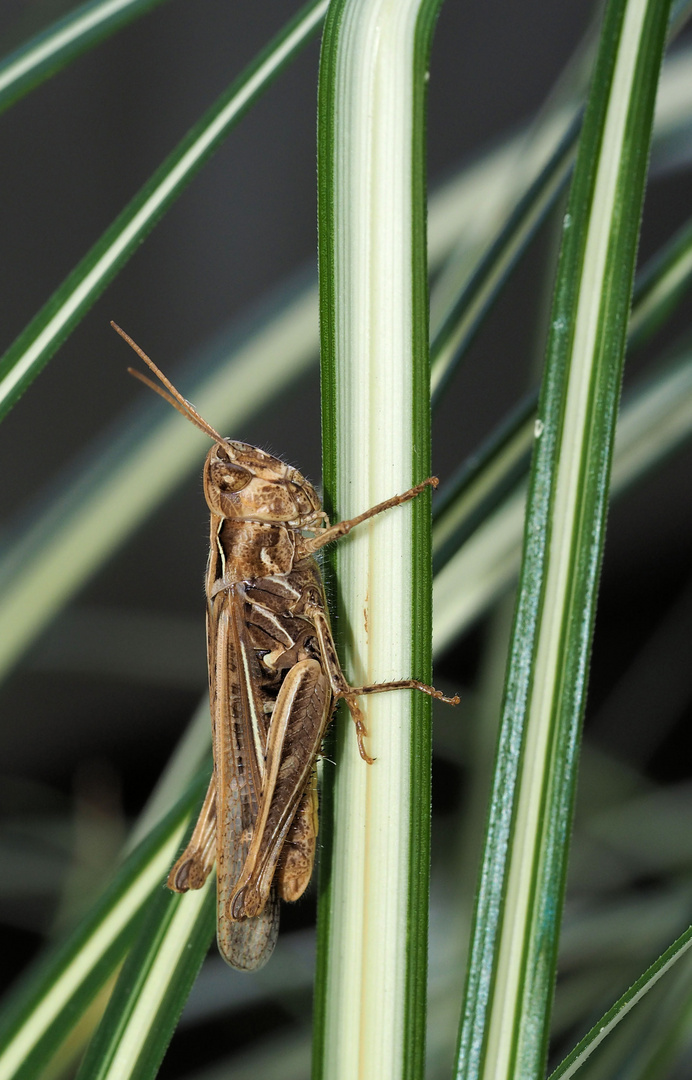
[0, 772, 207, 1080]
[550, 924, 692, 1080]
[74, 881, 215, 1080]
[455, 0, 673, 1077]
[0, 0, 169, 116]
[315, 0, 442, 1076]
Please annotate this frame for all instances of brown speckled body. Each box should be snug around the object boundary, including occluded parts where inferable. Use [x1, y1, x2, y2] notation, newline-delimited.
[169, 441, 335, 971]
[115, 323, 457, 973]
[164, 441, 451, 971]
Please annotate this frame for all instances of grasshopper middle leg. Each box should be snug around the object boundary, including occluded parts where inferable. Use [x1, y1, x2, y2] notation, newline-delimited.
[310, 609, 458, 763]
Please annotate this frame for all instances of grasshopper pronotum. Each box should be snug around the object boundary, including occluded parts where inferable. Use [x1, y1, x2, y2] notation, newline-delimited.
[114, 322, 458, 970]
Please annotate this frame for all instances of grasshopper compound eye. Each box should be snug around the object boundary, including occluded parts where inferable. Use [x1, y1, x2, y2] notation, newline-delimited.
[211, 457, 252, 493]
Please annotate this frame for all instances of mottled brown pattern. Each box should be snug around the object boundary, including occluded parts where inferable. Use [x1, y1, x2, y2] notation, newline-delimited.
[276, 768, 319, 902]
[116, 323, 455, 971]
[163, 441, 452, 969]
[168, 440, 334, 969]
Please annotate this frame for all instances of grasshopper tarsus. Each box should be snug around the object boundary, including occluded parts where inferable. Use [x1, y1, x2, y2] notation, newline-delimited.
[434, 691, 461, 705]
[340, 695, 376, 764]
[340, 678, 460, 762]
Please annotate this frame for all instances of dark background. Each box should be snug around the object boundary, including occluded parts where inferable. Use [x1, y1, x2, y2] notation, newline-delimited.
[1, 1, 691, 1075]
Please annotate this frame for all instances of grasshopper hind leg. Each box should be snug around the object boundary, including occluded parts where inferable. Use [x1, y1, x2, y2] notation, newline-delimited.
[275, 766, 319, 902]
[167, 772, 280, 971]
[167, 775, 217, 892]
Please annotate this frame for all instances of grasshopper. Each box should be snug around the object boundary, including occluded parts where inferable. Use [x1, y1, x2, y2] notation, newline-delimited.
[113, 322, 458, 971]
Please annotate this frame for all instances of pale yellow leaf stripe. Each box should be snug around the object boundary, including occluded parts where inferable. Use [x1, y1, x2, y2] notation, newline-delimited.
[0, 823, 187, 1080]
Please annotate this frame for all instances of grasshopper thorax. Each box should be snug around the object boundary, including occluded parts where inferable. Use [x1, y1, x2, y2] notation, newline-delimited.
[204, 440, 323, 529]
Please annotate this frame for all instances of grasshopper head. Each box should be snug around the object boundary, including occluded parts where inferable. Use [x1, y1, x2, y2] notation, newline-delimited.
[112, 324, 325, 530]
[204, 440, 323, 528]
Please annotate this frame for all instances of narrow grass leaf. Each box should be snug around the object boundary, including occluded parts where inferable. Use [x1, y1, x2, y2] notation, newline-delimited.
[0, 0, 328, 422]
[628, 214, 692, 346]
[432, 392, 537, 574]
[549, 924, 692, 1080]
[433, 202, 692, 585]
[433, 345, 692, 651]
[455, 0, 672, 1077]
[430, 112, 580, 405]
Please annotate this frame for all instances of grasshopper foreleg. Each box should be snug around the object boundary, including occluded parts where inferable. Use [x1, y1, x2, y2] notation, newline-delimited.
[303, 476, 439, 555]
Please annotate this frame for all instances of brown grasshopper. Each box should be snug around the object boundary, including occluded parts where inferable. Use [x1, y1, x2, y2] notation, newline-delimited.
[113, 322, 458, 971]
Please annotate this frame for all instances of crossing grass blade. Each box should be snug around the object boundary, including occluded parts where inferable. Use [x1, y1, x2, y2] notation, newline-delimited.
[0, 0, 328, 422]
[0, 769, 208, 1080]
[549, 924, 692, 1080]
[73, 879, 215, 1080]
[0, 0, 171, 115]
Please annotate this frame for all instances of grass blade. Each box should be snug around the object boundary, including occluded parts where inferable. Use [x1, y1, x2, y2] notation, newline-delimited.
[455, 0, 672, 1076]
[433, 346, 692, 653]
[430, 112, 580, 405]
[432, 202, 692, 586]
[0, 770, 208, 1080]
[628, 214, 692, 346]
[549, 924, 692, 1080]
[74, 881, 215, 1080]
[315, 0, 441, 1075]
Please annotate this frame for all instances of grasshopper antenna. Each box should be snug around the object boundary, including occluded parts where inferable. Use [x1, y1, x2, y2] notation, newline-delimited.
[111, 321, 226, 445]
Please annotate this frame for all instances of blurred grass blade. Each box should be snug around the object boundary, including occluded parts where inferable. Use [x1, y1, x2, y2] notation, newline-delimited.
[432, 392, 536, 574]
[0, 770, 208, 1080]
[428, 41, 692, 336]
[127, 698, 211, 851]
[608, 348, 692, 488]
[433, 345, 692, 651]
[315, 0, 440, 1076]
[549, 924, 692, 1080]
[628, 214, 692, 346]
[455, 0, 672, 1076]
[0, 0, 328, 422]
[429, 35, 692, 407]
[430, 110, 580, 405]
[75, 881, 215, 1080]
[433, 203, 692, 583]
[0, 283, 318, 684]
[0, 0, 169, 115]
